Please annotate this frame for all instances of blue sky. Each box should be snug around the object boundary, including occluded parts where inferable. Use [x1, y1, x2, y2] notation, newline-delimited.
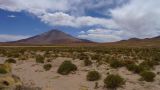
[0, 0, 160, 42]
[0, 9, 80, 36]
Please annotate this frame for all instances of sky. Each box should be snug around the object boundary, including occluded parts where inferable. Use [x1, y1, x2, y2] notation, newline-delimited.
[0, 0, 160, 42]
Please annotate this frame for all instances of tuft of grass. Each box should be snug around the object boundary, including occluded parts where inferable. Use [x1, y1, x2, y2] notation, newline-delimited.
[110, 59, 124, 68]
[43, 64, 52, 71]
[5, 58, 16, 63]
[104, 74, 125, 89]
[57, 61, 77, 75]
[140, 71, 156, 82]
[84, 59, 92, 66]
[87, 71, 101, 81]
[126, 63, 149, 74]
[36, 55, 45, 63]
[0, 63, 11, 74]
[0, 68, 8, 74]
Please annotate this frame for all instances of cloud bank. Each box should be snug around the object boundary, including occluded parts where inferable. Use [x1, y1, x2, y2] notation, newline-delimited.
[0, 34, 30, 42]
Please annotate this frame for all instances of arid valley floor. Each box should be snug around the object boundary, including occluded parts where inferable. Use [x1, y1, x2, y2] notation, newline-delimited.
[0, 47, 160, 90]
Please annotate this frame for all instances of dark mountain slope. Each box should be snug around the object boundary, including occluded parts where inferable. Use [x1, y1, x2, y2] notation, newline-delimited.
[11, 29, 93, 44]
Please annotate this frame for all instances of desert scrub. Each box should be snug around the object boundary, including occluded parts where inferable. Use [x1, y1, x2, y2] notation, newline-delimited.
[91, 54, 102, 60]
[84, 59, 92, 66]
[0, 64, 11, 74]
[140, 71, 156, 82]
[0, 75, 22, 89]
[46, 59, 52, 62]
[57, 61, 77, 75]
[6, 52, 20, 58]
[87, 71, 101, 81]
[110, 59, 124, 68]
[0, 67, 8, 74]
[139, 60, 158, 70]
[104, 74, 125, 89]
[126, 63, 147, 74]
[78, 53, 89, 60]
[126, 63, 137, 71]
[19, 57, 27, 60]
[43, 64, 52, 71]
[5, 58, 16, 63]
[36, 55, 45, 63]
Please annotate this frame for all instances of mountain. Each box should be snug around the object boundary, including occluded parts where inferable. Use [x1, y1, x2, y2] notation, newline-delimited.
[10, 29, 93, 45]
[1, 29, 160, 47]
[104, 36, 160, 47]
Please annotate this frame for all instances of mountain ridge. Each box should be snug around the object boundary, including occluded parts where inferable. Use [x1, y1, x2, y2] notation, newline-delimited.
[1, 29, 160, 47]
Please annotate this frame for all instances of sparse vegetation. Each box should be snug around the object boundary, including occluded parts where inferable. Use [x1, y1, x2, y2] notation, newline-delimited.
[104, 74, 125, 89]
[140, 71, 156, 82]
[36, 55, 45, 63]
[84, 59, 92, 66]
[0, 47, 160, 89]
[110, 59, 124, 68]
[78, 53, 89, 60]
[0, 64, 11, 74]
[87, 71, 101, 81]
[43, 64, 52, 71]
[0, 67, 8, 74]
[126, 63, 142, 73]
[5, 58, 16, 63]
[126, 63, 137, 71]
[57, 61, 77, 75]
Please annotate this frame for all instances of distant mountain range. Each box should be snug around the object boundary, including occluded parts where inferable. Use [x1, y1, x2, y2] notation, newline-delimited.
[1, 29, 160, 47]
[105, 36, 160, 47]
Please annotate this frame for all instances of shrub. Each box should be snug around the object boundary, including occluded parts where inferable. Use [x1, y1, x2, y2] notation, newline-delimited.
[123, 60, 135, 65]
[91, 54, 101, 60]
[110, 59, 123, 68]
[126, 63, 143, 73]
[6, 53, 20, 58]
[12, 53, 20, 58]
[0, 68, 8, 74]
[0, 64, 11, 74]
[57, 61, 77, 75]
[104, 74, 125, 89]
[126, 63, 137, 71]
[43, 64, 52, 71]
[78, 53, 89, 60]
[139, 61, 152, 70]
[87, 71, 101, 81]
[140, 71, 156, 82]
[46, 59, 52, 62]
[5, 58, 16, 63]
[36, 55, 44, 63]
[84, 59, 92, 66]
[126, 63, 147, 74]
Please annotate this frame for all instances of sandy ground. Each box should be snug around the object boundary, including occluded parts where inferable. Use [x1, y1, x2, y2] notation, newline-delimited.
[1, 57, 160, 90]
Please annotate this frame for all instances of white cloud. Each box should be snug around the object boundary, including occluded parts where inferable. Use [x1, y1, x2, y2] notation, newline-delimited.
[0, 0, 115, 16]
[0, 0, 118, 29]
[0, 34, 30, 42]
[79, 31, 85, 34]
[8, 15, 16, 18]
[78, 29, 125, 42]
[0, 0, 69, 13]
[110, 0, 160, 39]
[40, 12, 118, 28]
[78, 0, 160, 42]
